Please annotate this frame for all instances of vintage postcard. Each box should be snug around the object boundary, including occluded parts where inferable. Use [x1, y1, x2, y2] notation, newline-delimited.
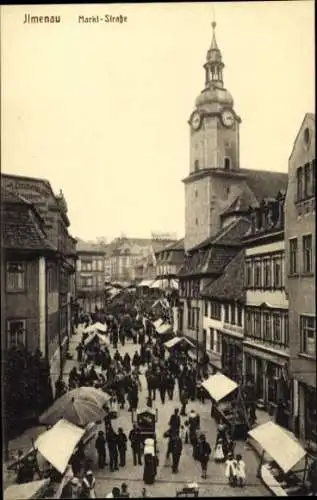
[1, 2, 316, 498]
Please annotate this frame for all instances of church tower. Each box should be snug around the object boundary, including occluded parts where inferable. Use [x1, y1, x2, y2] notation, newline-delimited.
[183, 22, 243, 251]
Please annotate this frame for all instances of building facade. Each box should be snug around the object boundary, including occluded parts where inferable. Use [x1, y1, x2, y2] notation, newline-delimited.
[201, 250, 245, 380]
[242, 194, 291, 417]
[285, 113, 316, 444]
[76, 239, 106, 313]
[1, 174, 77, 388]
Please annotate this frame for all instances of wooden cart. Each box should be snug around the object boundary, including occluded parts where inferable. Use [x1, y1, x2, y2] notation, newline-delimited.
[132, 408, 158, 450]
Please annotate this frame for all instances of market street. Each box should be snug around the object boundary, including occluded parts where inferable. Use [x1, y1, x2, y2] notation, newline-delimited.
[69, 326, 270, 497]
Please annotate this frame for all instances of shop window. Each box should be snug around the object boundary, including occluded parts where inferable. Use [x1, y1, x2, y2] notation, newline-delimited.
[289, 238, 298, 274]
[300, 315, 316, 356]
[210, 301, 221, 321]
[284, 315, 289, 347]
[6, 262, 26, 291]
[254, 261, 262, 287]
[237, 305, 243, 327]
[264, 259, 272, 288]
[273, 257, 282, 288]
[263, 312, 272, 341]
[302, 234, 312, 273]
[231, 304, 236, 325]
[7, 319, 26, 348]
[273, 314, 282, 343]
[253, 311, 261, 339]
[224, 304, 229, 323]
[267, 364, 282, 405]
[245, 310, 252, 336]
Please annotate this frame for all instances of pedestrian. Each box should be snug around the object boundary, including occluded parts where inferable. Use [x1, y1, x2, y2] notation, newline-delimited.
[235, 454, 246, 487]
[138, 328, 145, 346]
[131, 328, 138, 344]
[76, 342, 84, 363]
[129, 423, 143, 466]
[166, 370, 175, 400]
[120, 483, 130, 498]
[171, 434, 183, 473]
[180, 387, 189, 416]
[169, 408, 181, 435]
[106, 487, 121, 498]
[159, 373, 167, 404]
[197, 434, 212, 480]
[117, 427, 128, 467]
[95, 430, 107, 469]
[123, 352, 131, 372]
[225, 452, 237, 486]
[81, 470, 96, 498]
[55, 376, 67, 399]
[119, 327, 126, 346]
[106, 425, 119, 472]
[180, 424, 186, 443]
[214, 438, 225, 462]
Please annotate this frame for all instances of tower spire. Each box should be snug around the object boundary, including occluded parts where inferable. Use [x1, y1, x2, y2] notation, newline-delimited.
[204, 19, 224, 87]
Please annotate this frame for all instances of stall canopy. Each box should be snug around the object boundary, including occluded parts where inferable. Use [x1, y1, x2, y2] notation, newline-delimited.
[248, 421, 307, 473]
[83, 331, 109, 347]
[35, 419, 85, 474]
[92, 321, 107, 333]
[164, 336, 195, 349]
[4, 479, 51, 500]
[152, 318, 164, 329]
[156, 323, 172, 335]
[149, 279, 178, 290]
[202, 373, 238, 402]
[138, 279, 155, 287]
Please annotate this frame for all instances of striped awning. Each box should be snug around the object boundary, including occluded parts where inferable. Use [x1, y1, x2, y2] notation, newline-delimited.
[138, 279, 155, 287]
[150, 279, 178, 290]
[164, 336, 195, 349]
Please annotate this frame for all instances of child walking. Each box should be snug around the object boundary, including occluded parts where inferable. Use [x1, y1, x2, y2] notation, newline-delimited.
[235, 454, 246, 487]
[225, 452, 237, 486]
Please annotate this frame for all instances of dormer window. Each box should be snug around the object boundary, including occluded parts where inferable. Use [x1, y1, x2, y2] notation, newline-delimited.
[194, 160, 199, 172]
[224, 157, 231, 170]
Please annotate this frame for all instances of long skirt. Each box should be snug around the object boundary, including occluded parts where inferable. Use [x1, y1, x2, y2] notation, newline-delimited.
[143, 455, 156, 485]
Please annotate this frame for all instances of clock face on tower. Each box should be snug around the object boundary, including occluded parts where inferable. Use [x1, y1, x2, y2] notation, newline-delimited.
[221, 110, 234, 128]
[191, 112, 201, 131]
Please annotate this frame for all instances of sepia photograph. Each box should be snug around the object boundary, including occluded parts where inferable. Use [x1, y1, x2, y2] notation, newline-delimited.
[1, 1, 315, 498]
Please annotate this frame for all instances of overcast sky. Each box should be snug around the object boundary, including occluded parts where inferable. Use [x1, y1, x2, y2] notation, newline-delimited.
[1, 1, 315, 242]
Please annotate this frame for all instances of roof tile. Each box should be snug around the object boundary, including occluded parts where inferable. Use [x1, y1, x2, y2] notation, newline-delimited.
[201, 250, 245, 302]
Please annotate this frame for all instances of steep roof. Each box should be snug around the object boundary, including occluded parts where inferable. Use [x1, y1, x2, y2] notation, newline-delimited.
[190, 218, 250, 252]
[152, 239, 178, 253]
[241, 168, 288, 204]
[76, 238, 105, 253]
[1, 187, 31, 205]
[3, 202, 56, 252]
[201, 250, 245, 302]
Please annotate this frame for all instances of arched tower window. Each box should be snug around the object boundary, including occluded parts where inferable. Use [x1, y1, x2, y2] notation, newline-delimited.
[224, 157, 231, 170]
[194, 160, 199, 172]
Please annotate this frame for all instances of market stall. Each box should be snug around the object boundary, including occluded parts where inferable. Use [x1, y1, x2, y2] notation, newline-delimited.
[164, 336, 195, 351]
[249, 421, 314, 496]
[4, 479, 51, 500]
[202, 372, 249, 440]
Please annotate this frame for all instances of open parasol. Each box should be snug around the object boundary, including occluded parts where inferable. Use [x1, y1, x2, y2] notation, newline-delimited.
[39, 387, 110, 427]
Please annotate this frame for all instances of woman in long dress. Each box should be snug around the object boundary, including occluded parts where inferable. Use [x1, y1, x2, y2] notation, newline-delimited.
[143, 440, 156, 485]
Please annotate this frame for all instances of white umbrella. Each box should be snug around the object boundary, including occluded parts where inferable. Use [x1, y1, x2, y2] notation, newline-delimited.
[35, 419, 85, 474]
